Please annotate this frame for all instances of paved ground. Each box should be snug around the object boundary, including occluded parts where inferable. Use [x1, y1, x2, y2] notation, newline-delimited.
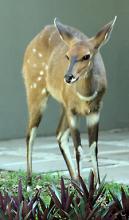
[0, 129, 129, 184]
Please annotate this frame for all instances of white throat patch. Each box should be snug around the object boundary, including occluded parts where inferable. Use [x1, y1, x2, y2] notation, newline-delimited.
[77, 90, 98, 102]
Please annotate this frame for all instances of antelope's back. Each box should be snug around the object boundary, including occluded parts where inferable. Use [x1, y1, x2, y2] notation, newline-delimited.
[23, 25, 61, 78]
[23, 25, 70, 98]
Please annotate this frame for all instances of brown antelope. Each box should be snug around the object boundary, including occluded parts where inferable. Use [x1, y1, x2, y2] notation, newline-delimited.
[23, 17, 117, 188]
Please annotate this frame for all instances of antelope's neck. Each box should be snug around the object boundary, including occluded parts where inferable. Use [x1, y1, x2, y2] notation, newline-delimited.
[74, 74, 94, 97]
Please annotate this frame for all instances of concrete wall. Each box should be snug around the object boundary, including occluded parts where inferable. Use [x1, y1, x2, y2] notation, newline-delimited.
[0, 0, 128, 139]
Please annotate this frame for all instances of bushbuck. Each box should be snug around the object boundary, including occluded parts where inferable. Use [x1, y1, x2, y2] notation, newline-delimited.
[23, 17, 116, 188]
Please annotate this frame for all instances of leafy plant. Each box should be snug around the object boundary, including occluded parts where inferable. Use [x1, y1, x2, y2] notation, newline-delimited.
[49, 176, 74, 219]
[71, 171, 107, 220]
[0, 179, 55, 220]
[0, 180, 38, 219]
[0, 170, 129, 220]
[105, 186, 129, 219]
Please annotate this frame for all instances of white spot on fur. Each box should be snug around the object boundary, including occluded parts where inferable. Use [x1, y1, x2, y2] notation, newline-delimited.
[45, 64, 48, 70]
[30, 83, 37, 89]
[40, 70, 44, 75]
[32, 63, 37, 68]
[86, 113, 100, 127]
[48, 31, 56, 43]
[32, 48, 36, 53]
[27, 59, 30, 64]
[33, 83, 37, 88]
[38, 53, 43, 58]
[37, 76, 42, 81]
[41, 88, 47, 95]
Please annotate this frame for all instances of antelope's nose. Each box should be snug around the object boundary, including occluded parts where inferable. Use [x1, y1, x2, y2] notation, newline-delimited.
[64, 74, 74, 83]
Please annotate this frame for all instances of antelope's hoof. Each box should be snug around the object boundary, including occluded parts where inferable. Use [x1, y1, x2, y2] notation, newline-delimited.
[26, 177, 32, 192]
[27, 185, 32, 192]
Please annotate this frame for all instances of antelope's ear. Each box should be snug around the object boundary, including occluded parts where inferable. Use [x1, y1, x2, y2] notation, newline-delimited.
[91, 16, 117, 50]
[54, 18, 74, 46]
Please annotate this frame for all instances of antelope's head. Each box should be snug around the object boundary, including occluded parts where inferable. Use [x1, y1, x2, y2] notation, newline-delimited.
[54, 17, 117, 84]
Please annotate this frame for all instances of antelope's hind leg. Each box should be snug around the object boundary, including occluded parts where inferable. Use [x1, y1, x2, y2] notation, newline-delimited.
[26, 84, 49, 188]
[56, 109, 76, 179]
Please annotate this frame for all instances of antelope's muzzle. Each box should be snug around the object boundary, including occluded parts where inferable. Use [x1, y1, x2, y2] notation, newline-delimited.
[64, 74, 75, 83]
[64, 57, 78, 84]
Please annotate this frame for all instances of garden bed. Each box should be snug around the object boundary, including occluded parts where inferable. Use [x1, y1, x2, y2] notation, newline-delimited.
[0, 170, 129, 219]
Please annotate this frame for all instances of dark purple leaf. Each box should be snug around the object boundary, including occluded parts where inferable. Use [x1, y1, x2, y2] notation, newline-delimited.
[72, 180, 83, 197]
[110, 190, 122, 210]
[49, 187, 61, 209]
[60, 177, 66, 209]
[88, 171, 95, 205]
[22, 200, 29, 217]
[12, 196, 19, 210]
[18, 180, 23, 204]
[87, 203, 101, 220]
[6, 201, 13, 220]
[79, 176, 89, 199]
[0, 193, 4, 210]
[65, 192, 74, 211]
[39, 197, 46, 211]
[93, 176, 106, 204]
[28, 190, 39, 210]
[24, 210, 33, 220]
[121, 187, 129, 214]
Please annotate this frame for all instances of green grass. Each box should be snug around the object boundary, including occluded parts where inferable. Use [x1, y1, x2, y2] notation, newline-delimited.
[0, 170, 129, 205]
[0, 170, 61, 204]
[105, 181, 129, 201]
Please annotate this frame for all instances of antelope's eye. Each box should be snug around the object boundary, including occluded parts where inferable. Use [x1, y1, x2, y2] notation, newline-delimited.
[82, 54, 90, 61]
[65, 55, 69, 60]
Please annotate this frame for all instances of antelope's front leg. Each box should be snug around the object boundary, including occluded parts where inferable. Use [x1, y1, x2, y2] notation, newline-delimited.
[67, 112, 83, 178]
[86, 112, 100, 184]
